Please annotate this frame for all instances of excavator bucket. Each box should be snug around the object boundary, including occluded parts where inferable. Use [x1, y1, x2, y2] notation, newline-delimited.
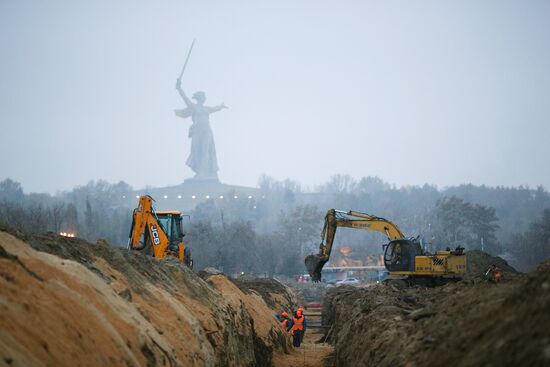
[305, 254, 328, 282]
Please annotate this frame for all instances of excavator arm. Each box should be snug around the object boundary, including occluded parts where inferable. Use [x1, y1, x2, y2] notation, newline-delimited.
[305, 209, 405, 281]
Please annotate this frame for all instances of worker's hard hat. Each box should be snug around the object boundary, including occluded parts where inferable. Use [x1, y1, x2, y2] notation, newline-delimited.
[281, 312, 288, 317]
[298, 307, 304, 312]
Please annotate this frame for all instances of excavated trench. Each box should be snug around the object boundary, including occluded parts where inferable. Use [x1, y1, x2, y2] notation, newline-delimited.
[3, 227, 546, 367]
[0, 228, 299, 367]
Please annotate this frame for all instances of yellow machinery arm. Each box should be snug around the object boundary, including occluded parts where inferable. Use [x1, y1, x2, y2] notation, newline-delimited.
[127, 195, 186, 262]
[305, 208, 466, 284]
[305, 209, 404, 281]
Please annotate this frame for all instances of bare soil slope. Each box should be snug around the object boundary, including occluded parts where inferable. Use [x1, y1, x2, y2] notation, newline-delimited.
[0, 230, 291, 367]
[324, 262, 550, 367]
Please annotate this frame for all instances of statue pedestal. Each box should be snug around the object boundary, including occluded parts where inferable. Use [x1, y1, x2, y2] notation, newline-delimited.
[129, 179, 260, 210]
[183, 177, 220, 185]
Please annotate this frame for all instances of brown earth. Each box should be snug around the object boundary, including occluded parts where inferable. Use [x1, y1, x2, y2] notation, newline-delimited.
[202, 274, 294, 362]
[272, 336, 333, 367]
[6, 226, 533, 367]
[0, 229, 298, 367]
[232, 278, 297, 313]
[323, 261, 550, 367]
[465, 249, 519, 278]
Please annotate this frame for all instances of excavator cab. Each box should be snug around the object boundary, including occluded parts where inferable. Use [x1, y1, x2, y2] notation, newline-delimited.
[383, 239, 424, 272]
[156, 212, 185, 251]
[156, 212, 192, 267]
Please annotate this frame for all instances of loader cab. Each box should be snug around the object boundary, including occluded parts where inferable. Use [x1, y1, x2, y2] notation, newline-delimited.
[383, 239, 423, 272]
[156, 211, 185, 249]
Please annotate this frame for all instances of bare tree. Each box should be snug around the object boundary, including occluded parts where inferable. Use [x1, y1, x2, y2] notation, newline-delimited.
[51, 202, 66, 233]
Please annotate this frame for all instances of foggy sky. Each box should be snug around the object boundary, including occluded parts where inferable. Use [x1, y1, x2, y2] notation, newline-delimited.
[1, 0, 549, 193]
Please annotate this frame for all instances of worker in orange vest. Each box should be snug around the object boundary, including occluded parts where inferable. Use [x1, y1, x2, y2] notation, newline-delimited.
[289, 307, 307, 347]
[486, 264, 503, 282]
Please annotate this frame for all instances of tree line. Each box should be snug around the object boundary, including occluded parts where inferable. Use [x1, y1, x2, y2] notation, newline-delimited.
[0, 178, 132, 244]
[1, 175, 549, 273]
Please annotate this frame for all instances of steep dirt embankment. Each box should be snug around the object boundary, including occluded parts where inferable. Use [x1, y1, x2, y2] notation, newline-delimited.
[0, 230, 291, 367]
[324, 262, 550, 367]
[201, 274, 296, 360]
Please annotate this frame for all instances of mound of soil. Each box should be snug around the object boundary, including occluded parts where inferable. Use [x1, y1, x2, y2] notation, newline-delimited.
[324, 262, 550, 367]
[466, 249, 519, 278]
[231, 277, 297, 312]
[0, 229, 291, 367]
[203, 274, 295, 359]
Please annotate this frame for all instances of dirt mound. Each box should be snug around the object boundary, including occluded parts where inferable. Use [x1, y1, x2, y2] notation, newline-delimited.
[203, 274, 295, 359]
[0, 230, 290, 367]
[231, 277, 297, 312]
[323, 263, 550, 367]
[466, 249, 519, 278]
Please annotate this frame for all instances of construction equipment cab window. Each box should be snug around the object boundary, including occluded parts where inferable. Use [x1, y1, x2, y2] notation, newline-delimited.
[157, 214, 184, 252]
[384, 239, 423, 272]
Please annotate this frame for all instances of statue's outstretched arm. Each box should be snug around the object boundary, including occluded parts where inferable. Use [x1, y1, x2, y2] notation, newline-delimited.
[176, 79, 194, 108]
[205, 102, 228, 114]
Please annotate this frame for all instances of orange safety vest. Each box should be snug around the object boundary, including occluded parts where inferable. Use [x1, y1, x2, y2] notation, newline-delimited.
[291, 316, 304, 332]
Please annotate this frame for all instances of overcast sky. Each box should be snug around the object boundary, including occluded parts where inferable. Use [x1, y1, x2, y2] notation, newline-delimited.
[1, 0, 549, 193]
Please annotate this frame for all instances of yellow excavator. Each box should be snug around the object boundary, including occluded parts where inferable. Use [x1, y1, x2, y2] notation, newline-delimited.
[127, 195, 192, 267]
[305, 209, 466, 285]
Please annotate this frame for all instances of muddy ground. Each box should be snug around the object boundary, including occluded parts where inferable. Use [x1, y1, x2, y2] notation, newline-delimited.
[323, 257, 550, 367]
[0, 228, 299, 367]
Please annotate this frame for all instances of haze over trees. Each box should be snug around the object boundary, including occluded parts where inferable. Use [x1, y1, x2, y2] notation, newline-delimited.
[432, 196, 500, 254]
[1, 175, 549, 274]
[509, 209, 550, 271]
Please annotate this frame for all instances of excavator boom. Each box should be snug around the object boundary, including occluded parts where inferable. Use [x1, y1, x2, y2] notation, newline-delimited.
[305, 209, 404, 281]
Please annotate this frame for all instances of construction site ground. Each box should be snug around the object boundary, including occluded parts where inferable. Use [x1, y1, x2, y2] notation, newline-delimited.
[0, 229, 306, 366]
[323, 254, 550, 367]
[273, 336, 332, 367]
[272, 301, 333, 367]
[1, 227, 549, 366]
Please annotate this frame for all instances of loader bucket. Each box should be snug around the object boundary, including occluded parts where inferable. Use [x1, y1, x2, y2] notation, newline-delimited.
[305, 254, 328, 282]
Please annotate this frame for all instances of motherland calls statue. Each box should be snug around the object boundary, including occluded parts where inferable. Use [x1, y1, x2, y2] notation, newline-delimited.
[175, 78, 227, 182]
